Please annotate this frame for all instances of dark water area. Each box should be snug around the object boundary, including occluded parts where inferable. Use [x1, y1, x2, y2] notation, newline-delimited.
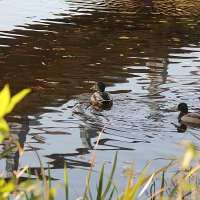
[0, 0, 200, 199]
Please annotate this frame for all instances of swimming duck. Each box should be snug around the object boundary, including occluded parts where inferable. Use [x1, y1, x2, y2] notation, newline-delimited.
[90, 82, 113, 108]
[178, 103, 200, 125]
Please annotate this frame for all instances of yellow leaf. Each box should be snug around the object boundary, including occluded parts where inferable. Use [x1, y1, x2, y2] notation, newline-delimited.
[0, 181, 15, 193]
[0, 85, 11, 118]
[6, 88, 31, 114]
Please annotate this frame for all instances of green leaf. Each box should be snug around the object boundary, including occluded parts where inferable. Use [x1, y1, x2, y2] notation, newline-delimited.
[97, 164, 104, 200]
[6, 88, 31, 114]
[102, 151, 118, 199]
[108, 188, 115, 200]
[0, 85, 10, 118]
[0, 118, 9, 142]
[159, 171, 165, 198]
[0, 118, 9, 133]
[169, 184, 178, 199]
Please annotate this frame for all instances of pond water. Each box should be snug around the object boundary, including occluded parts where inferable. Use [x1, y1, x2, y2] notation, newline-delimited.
[0, 0, 200, 199]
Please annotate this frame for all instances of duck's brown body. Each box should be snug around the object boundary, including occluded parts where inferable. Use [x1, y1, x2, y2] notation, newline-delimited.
[181, 113, 200, 125]
[178, 103, 200, 126]
[90, 82, 113, 109]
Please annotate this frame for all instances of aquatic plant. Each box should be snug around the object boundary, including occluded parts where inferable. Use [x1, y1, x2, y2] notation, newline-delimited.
[79, 140, 200, 200]
[0, 85, 30, 198]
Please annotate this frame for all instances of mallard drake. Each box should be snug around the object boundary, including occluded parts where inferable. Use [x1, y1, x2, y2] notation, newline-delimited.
[90, 82, 113, 108]
[178, 103, 200, 125]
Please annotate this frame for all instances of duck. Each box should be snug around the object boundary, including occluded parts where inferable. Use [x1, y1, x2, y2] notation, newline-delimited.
[90, 82, 113, 108]
[178, 103, 200, 125]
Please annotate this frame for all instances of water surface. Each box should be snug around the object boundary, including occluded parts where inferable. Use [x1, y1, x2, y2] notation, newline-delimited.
[0, 0, 200, 199]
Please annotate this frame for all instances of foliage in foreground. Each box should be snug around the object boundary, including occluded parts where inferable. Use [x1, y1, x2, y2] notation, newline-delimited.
[0, 85, 200, 199]
[0, 84, 31, 141]
[82, 142, 200, 200]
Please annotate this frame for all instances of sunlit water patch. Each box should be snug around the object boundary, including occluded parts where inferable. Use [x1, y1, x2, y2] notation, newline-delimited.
[0, 0, 66, 31]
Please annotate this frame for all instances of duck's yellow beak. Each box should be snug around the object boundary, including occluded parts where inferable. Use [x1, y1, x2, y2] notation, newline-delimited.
[90, 84, 96, 90]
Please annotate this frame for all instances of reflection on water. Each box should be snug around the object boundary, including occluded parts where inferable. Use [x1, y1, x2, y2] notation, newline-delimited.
[1, 0, 200, 32]
[0, 0, 200, 198]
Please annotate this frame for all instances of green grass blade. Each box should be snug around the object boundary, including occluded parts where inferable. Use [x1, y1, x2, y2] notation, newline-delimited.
[88, 186, 93, 200]
[97, 163, 104, 200]
[27, 167, 31, 180]
[159, 171, 165, 199]
[129, 164, 149, 199]
[0, 145, 16, 158]
[114, 183, 120, 200]
[149, 181, 177, 200]
[102, 151, 118, 199]
[83, 176, 90, 200]
[169, 184, 178, 198]
[124, 162, 134, 200]
[64, 162, 68, 200]
[150, 180, 155, 198]
[48, 163, 52, 189]
[108, 188, 115, 200]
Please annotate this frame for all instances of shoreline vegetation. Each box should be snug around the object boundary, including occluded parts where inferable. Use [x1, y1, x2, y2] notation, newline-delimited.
[0, 85, 200, 199]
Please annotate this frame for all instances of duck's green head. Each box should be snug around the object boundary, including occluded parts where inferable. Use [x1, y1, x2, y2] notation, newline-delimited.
[90, 82, 105, 92]
[178, 103, 188, 114]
